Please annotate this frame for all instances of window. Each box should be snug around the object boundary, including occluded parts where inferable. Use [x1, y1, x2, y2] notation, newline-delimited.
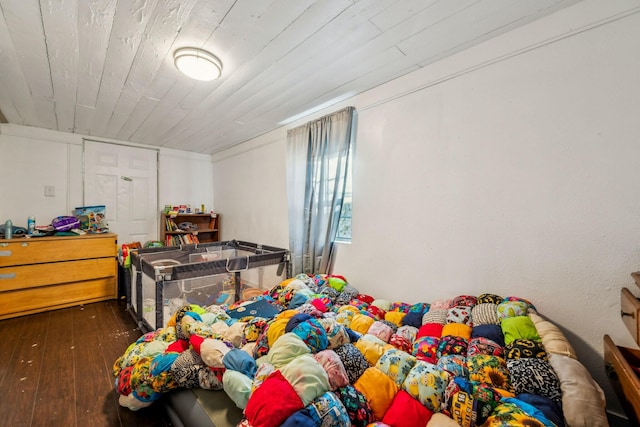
[335, 147, 352, 242]
[308, 142, 352, 242]
[286, 106, 355, 274]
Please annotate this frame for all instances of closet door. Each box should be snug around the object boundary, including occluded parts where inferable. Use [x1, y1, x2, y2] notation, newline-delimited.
[83, 140, 158, 244]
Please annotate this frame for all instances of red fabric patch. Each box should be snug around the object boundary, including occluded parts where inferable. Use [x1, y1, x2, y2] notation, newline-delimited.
[209, 366, 226, 383]
[357, 294, 375, 304]
[244, 370, 304, 427]
[166, 339, 190, 353]
[417, 323, 444, 339]
[382, 390, 434, 427]
[189, 335, 204, 354]
[117, 366, 134, 395]
[311, 298, 328, 312]
[367, 306, 387, 321]
[389, 335, 413, 353]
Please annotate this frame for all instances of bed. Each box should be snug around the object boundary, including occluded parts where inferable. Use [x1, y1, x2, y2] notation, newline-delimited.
[113, 273, 609, 427]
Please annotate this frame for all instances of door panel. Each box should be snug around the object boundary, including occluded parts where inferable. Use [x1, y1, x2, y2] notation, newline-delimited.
[84, 141, 158, 244]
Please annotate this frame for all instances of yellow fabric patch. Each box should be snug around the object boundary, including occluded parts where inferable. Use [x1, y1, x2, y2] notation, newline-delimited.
[276, 309, 299, 321]
[385, 311, 406, 327]
[355, 334, 387, 365]
[351, 314, 375, 334]
[441, 323, 472, 340]
[278, 278, 296, 288]
[266, 317, 289, 347]
[354, 367, 399, 420]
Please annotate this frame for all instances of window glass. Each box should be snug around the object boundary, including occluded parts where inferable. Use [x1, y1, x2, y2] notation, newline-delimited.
[335, 149, 352, 242]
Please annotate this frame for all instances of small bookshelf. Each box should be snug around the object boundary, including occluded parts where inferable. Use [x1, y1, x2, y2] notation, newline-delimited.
[160, 212, 220, 246]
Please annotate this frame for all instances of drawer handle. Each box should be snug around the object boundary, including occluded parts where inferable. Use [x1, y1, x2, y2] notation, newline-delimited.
[605, 362, 618, 380]
[0, 250, 12, 256]
[621, 310, 636, 318]
[0, 272, 16, 279]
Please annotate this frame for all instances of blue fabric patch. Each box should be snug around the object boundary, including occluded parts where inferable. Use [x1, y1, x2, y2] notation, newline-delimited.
[150, 352, 179, 376]
[307, 392, 351, 426]
[223, 348, 257, 378]
[291, 318, 329, 352]
[286, 313, 313, 333]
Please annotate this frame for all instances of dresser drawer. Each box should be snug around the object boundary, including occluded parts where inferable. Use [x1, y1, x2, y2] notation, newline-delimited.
[0, 258, 116, 292]
[0, 277, 116, 320]
[603, 334, 640, 423]
[0, 234, 116, 266]
[621, 287, 640, 346]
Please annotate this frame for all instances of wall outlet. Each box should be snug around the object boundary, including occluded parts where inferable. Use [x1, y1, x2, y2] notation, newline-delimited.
[44, 185, 55, 197]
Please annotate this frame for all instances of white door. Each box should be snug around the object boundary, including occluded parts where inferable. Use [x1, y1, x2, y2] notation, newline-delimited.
[83, 140, 158, 245]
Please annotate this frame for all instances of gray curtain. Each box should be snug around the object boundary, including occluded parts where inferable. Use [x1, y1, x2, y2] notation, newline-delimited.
[286, 106, 354, 276]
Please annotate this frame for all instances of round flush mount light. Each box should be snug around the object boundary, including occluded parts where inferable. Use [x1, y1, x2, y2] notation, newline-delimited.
[174, 47, 222, 81]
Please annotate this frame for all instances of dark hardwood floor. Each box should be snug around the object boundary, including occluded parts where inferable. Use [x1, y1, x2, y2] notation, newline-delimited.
[0, 300, 172, 427]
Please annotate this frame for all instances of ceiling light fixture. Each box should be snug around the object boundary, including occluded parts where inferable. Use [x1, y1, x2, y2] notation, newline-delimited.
[174, 47, 222, 81]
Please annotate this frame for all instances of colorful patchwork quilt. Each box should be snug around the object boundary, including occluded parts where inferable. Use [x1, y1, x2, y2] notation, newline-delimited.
[113, 274, 608, 427]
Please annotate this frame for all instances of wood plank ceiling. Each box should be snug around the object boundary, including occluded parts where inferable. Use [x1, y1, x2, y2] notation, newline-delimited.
[0, 0, 580, 154]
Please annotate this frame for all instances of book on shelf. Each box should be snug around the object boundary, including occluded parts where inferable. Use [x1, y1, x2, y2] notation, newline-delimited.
[165, 217, 179, 232]
[164, 233, 200, 247]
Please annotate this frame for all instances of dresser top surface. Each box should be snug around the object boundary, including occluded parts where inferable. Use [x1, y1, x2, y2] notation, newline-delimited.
[0, 232, 117, 243]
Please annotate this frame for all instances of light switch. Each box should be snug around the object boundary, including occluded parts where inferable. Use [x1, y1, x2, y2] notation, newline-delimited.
[44, 185, 55, 197]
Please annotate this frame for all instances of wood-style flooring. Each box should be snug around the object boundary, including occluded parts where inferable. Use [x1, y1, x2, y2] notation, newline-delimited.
[0, 300, 172, 427]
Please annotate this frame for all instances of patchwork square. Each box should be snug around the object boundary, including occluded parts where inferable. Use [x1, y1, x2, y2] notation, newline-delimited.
[467, 355, 512, 392]
[507, 358, 562, 403]
[446, 306, 473, 325]
[376, 348, 417, 387]
[413, 336, 440, 364]
[401, 360, 450, 412]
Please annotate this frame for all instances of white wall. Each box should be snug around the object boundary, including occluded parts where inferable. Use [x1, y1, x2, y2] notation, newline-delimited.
[158, 147, 215, 214]
[0, 124, 214, 239]
[211, 1, 640, 416]
[212, 132, 289, 245]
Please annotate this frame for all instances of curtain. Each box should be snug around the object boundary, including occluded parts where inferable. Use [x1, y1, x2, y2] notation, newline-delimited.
[286, 106, 354, 276]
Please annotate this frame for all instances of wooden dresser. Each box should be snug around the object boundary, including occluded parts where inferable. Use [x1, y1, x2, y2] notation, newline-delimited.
[0, 233, 117, 320]
[604, 272, 640, 424]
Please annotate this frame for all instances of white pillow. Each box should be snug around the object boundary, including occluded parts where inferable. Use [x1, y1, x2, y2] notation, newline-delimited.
[548, 353, 608, 427]
[529, 312, 577, 358]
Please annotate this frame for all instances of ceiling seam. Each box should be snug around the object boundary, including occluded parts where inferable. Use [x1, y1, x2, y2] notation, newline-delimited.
[38, 0, 59, 130]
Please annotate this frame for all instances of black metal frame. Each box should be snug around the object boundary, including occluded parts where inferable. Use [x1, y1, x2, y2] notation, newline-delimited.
[128, 240, 289, 332]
